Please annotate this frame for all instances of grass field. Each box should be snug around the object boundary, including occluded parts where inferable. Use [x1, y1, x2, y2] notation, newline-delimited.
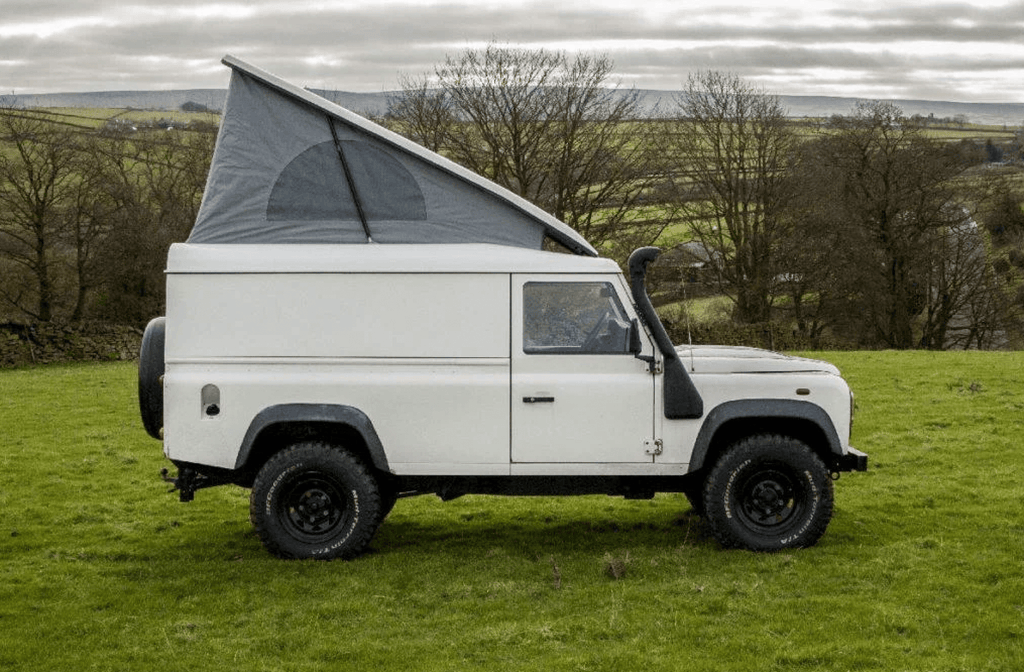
[3, 107, 220, 132]
[1, 353, 1022, 671]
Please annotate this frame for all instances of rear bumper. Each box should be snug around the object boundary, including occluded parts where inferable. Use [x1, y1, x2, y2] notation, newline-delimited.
[835, 447, 868, 472]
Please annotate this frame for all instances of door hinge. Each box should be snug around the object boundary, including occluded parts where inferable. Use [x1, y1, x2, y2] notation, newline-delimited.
[644, 439, 663, 456]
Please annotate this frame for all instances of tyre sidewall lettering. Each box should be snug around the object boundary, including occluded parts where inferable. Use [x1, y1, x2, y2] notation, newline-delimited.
[315, 490, 360, 556]
[250, 442, 382, 560]
[722, 458, 752, 520]
[264, 462, 304, 516]
[702, 435, 834, 552]
[778, 469, 819, 547]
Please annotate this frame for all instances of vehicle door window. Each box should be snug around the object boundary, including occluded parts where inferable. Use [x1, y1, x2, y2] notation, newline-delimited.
[523, 282, 631, 354]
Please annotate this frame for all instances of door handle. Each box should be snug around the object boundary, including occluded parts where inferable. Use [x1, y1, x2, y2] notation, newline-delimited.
[523, 396, 555, 403]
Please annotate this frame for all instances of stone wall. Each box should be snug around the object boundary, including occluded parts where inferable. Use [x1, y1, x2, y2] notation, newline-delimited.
[1, 322, 142, 368]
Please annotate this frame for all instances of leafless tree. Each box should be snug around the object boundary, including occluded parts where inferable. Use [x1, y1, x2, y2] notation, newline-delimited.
[385, 43, 668, 260]
[787, 101, 1000, 349]
[0, 107, 81, 321]
[667, 71, 796, 324]
[973, 174, 1024, 347]
[775, 142, 856, 343]
[384, 75, 455, 154]
[63, 140, 111, 321]
[0, 104, 216, 325]
[89, 126, 214, 324]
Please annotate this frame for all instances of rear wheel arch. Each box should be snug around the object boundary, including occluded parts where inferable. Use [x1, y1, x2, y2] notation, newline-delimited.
[234, 404, 390, 486]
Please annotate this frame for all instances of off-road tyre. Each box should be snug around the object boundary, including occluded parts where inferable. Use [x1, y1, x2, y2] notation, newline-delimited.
[702, 434, 833, 551]
[250, 442, 382, 560]
[138, 317, 166, 440]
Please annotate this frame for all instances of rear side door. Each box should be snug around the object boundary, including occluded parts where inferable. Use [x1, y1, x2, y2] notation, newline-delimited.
[510, 274, 657, 464]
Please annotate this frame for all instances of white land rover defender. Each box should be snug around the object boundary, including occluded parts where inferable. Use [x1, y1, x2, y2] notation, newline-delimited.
[138, 56, 867, 560]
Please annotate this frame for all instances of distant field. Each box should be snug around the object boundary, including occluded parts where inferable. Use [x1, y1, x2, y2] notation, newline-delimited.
[1, 353, 1022, 671]
[9, 107, 220, 131]
[926, 125, 1019, 141]
[13, 104, 1018, 140]
[8, 88, 1024, 127]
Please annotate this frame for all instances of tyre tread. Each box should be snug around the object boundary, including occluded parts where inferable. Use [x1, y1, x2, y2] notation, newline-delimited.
[702, 434, 834, 551]
[250, 441, 382, 560]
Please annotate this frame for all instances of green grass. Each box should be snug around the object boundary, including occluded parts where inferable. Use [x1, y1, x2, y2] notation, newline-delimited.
[3, 107, 219, 133]
[1, 355, 1023, 671]
[657, 295, 734, 324]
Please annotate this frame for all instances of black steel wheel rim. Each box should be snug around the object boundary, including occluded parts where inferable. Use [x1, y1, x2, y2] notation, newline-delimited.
[279, 471, 349, 541]
[734, 463, 804, 532]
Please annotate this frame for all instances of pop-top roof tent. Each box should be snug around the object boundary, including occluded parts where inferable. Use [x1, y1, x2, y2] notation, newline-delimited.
[187, 55, 598, 256]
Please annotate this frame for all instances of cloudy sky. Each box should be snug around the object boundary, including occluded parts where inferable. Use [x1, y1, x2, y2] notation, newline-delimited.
[2, 0, 1023, 102]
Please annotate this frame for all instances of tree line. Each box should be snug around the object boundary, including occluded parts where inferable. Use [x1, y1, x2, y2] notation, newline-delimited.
[2, 44, 1023, 350]
[0, 107, 214, 326]
[383, 46, 1024, 350]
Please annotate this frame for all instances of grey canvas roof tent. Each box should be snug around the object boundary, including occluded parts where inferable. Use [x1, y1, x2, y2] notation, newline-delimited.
[188, 55, 598, 256]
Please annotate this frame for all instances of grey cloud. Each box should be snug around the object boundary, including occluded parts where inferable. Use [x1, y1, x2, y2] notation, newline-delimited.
[1, 0, 1022, 101]
[824, 2, 1024, 43]
[612, 43, 975, 78]
[608, 40, 1024, 101]
[2, 0, 110, 22]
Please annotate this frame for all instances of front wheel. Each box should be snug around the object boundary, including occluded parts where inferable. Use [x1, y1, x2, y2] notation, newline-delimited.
[250, 442, 382, 560]
[702, 435, 834, 551]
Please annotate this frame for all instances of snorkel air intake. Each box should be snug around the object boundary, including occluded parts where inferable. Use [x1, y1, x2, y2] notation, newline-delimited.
[628, 247, 703, 419]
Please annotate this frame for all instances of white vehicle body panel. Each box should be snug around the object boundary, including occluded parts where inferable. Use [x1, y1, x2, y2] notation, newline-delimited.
[166, 243, 620, 275]
[510, 273, 656, 464]
[161, 242, 854, 478]
[166, 273, 509, 360]
[163, 359, 511, 472]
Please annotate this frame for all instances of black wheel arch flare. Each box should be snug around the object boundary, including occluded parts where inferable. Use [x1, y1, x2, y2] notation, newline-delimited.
[235, 403, 391, 474]
[689, 399, 843, 473]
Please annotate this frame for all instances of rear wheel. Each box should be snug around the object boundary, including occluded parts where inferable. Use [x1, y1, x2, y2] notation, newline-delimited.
[250, 442, 382, 560]
[703, 435, 833, 551]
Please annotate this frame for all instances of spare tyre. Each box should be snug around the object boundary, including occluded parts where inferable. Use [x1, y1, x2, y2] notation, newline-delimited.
[138, 316, 166, 439]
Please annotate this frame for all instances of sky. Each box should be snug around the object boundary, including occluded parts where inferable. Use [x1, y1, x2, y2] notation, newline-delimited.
[1, 0, 1023, 103]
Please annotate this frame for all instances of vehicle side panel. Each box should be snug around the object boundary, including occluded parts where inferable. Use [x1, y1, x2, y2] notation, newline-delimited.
[165, 273, 508, 359]
[163, 359, 511, 472]
[657, 372, 853, 467]
[163, 271, 511, 472]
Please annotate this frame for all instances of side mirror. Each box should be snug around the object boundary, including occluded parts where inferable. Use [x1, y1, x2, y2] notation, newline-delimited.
[629, 318, 643, 355]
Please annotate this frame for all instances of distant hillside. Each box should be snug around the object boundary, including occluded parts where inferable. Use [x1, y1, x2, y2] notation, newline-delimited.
[778, 95, 1024, 127]
[3, 89, 229, 113]
[631, 92, 1024, 127]
[5, 88, 1023, 127]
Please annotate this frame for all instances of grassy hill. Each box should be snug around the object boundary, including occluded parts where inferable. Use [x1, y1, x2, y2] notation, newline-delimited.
[1, 353, 1022, 671]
